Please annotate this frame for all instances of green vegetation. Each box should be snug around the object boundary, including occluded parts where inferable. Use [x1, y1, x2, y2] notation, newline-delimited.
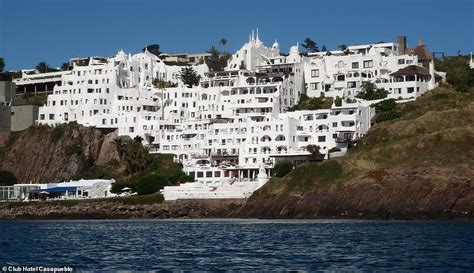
[435, 55, 474, 93]
[179, 66, 201, 88]
[36, 62, 55, 73]
[0, 170, 17, 186]
[253, 160, 343, 197]
[122, 139, 152, 175]
[274, 161, 293, 177]
[51, 124, 68, 143]
[143, 44, 161, 57]
[253, 84, 473, 198]
[372, 99, 400, 123]
[307, 144, 324, 161]
[356, 81, 389, 100]
[0, 58, 21, 81]
[109, 153, 193, 195]
[301, 38, 319, 53]
[335, 96, 342, 106]
[219, 38, 227, 49]
[338, 44, 348, 51]
[206, 46, 231, 71]
[152, 78, 177, 88]
[287, 94, 333, 111]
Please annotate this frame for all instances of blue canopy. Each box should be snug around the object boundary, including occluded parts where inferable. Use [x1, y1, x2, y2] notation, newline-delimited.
[31, 186, 79, 193]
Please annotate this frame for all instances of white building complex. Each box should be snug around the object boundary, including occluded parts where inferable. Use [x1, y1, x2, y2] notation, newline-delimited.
[22, 32, 442, 200]
[0, 179, 115, 202]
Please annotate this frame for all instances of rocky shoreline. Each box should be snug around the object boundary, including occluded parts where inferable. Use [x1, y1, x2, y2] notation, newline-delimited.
[0, 199, 245, 220]
[1, 187, 473, 221]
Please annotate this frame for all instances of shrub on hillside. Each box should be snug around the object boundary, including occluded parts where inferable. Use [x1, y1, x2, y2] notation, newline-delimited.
[374, 99, 396, 112]
[376, 111, 400, 122]
[274, 160, 293, 177]
[435, 56, 474, 92]
[135, 174, 170, 195]
[0, 170, 17, 186]
[356, 82, 388, 100]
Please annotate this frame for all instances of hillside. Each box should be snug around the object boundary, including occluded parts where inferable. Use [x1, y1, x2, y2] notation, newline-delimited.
[233, 85, 474, 219]
[0, 123, 119, 183]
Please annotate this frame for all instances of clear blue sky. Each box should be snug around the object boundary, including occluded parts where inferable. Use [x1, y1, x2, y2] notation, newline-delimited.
[1, 0, 473, 70]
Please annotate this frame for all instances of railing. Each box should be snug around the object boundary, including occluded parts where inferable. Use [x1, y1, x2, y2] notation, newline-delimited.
[335, 138, 354, 143]
[211, 152, 239, 157]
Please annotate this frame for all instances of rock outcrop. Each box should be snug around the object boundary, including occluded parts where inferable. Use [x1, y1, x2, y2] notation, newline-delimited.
[0, 124, 119, 183]
[231, 168, 474, 219]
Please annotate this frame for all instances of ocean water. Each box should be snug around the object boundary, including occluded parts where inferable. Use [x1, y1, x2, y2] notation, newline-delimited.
[0, 219, 473, 271]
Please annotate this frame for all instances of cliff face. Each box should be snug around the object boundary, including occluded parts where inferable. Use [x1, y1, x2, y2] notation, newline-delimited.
[0, 124, 119, 183]
[232, 168, 473, 219]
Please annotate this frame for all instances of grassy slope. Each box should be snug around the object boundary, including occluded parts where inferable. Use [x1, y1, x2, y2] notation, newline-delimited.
[253, 85, 474, 198]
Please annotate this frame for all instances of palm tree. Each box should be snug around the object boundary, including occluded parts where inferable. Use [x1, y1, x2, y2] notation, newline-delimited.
[112, 137, 127, 160]
[123, 141, 151, 175]
[36, 62, 50, 73]
[219, 38, 227, 50]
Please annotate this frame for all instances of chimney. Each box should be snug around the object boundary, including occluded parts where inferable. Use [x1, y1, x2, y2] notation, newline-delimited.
[397, 36, 407, 55]
[428, 60, 435, 89]
[418, 39, 424, 46]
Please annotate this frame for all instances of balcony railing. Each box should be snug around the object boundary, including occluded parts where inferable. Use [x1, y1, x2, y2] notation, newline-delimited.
[211, 152, 239, 157]
[335, 138, 354, 143]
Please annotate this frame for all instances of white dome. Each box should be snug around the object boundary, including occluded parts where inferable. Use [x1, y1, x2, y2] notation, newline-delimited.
[289, 44, 299, 55]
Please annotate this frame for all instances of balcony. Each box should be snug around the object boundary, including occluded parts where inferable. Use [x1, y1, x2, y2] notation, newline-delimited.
[335, 138, 354, 143]
[211, 152, 239, 157]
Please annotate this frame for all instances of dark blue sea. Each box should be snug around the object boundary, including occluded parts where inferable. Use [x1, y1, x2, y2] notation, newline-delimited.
[0, 219, 473, 271]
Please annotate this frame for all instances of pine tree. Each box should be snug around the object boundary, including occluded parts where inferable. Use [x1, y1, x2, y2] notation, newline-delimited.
[205, 46, 231, 72]
[302, 38, 319, 53]
[179, 66, 201, 88]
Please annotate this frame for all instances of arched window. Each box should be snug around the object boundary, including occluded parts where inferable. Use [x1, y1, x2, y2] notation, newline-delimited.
[275, 135, 286, 141]
[260, 135, 272, 142]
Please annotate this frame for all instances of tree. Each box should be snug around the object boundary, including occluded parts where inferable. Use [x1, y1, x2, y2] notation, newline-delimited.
[321, 45, 327, 52]
[134, 135, 144, 144]
[112, 137, 127, 160]
[338, 44, 348, 51]
[61, 62, 72, 71]
[219, 38, 227, 48]
[205, 46, 231, 72]
[0, 57, 4, 73]
[356, 81, 389, 100]
[301, 38, 319, 53]
[335, 96, 342, 106]
[274, 160, 293, 177]
[143, 44, 161, 57]
[179, 66, 201, 87]
[0, 170, 17, 186]
[123, 140, 152, 175]
[152, 78, 177, 89]
[306, 145, 324, 161]
[36, 62, 51, 73]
